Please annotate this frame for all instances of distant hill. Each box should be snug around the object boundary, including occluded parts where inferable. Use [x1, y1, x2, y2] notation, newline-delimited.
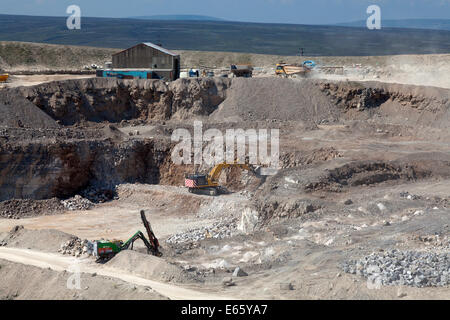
[129, 15, 225, 21]
[338, 19, 450, 31]
[0, 14, 449, 56]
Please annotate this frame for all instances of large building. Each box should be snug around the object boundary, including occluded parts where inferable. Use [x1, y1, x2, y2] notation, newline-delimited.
[110, 42, 181, 81]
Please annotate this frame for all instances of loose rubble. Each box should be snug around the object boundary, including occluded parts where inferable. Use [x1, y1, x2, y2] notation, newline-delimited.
[61, 195, 94, 211]
[342, 249, 450, 287]
[58, 237, 93, 257]
[81, 186, 117, 203]
[400, 191, 421, 200]
[0, 198, 64, 219]
[222, 277, 235, 287]
[166, 218, 238, 244]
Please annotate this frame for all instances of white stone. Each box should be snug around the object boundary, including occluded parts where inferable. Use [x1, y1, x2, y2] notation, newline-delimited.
[237, 207, 260, 233]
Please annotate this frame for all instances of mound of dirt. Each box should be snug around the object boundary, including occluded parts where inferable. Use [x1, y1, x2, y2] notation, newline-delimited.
[211, 77, 450, 127]
[107, 250, 193, 284]
[0, 198, 64, 219]
[0, 90, 59, 129]
[0, 259, 168, 300]
[211, 78, 339, 123]
[3, 226, 76, 252]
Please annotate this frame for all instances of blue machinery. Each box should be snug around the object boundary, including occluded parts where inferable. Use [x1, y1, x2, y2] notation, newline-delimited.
[302, 60, 316, 69]
[96, 69, 162, 80]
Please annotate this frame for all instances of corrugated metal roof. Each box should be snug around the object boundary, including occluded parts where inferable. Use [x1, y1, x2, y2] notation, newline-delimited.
[142, 42, 179, 56]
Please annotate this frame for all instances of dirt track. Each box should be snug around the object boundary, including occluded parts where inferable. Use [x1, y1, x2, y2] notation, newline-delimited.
[0, 247, 232, 300]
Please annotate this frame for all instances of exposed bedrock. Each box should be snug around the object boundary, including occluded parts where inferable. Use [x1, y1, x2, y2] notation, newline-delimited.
[2, 77, 231, 126]
[0, 138, 172, 201]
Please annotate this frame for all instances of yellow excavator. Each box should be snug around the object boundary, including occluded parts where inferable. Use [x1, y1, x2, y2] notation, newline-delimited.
[184, 162, 257, 196]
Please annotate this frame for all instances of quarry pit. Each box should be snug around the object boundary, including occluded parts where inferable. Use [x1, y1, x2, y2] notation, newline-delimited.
[0, 76, 449, 300]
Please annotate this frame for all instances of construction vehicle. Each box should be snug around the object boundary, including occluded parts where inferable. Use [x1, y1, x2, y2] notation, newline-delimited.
[275, 60, 316, 78]
[230, 64, 253, 78]
[0, 74, 9, 82]
[93, 210, 161, 261]
[185, 162, 257, 196]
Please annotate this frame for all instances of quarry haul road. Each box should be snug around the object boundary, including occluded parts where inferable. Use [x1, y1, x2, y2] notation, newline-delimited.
[0, 247, 232, 300]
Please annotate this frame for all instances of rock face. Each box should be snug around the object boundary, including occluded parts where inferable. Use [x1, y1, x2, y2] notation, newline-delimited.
[15, 77, 231, 125]
[237, 207, 260, 233]
[318, 81, 450, 129]
[0, 137, 171, 201]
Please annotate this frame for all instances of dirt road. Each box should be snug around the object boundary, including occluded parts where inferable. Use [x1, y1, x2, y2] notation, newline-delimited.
[0, 247, 232, 300]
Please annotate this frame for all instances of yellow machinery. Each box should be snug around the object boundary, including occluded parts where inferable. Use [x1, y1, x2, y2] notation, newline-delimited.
[0, 74, 9, 82]
[275, 63, 310, 78]
[184, 162, 256, 196]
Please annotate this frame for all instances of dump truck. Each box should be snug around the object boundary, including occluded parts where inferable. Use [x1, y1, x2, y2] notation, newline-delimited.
[93, 210, 161, 261]
[185, 162, 257, 196]
[275, 63, 310, 78]
[275, 60, 316, 78]
[231, 64, 253, 78]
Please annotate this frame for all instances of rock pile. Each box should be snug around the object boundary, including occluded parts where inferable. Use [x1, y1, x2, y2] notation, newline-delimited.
[61, 195, 94, 211]
[342, 249, 450, 287]
[81, 186, 116, 203]
[400, 191, 420, 200]
[59, 237, 93, 257]
[166, 218, 237, 244]
[0, 198, 64, 219]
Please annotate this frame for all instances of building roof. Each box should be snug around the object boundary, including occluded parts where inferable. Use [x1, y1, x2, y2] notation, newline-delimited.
[113, 42, 180, 57]
[142, 42, 179, 56]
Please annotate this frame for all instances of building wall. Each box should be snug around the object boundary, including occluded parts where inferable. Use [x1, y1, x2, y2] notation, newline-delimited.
[112, 43, 175, 69]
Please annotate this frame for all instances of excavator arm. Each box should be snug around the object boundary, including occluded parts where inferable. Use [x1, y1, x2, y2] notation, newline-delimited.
[207, 162, 253, 184]
[120, 230, 160, 256]
[140, 210, 162, 256]
[118, 211, 161, 256]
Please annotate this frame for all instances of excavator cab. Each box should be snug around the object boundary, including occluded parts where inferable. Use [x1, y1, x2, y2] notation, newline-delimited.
[185, 173, 218, 195]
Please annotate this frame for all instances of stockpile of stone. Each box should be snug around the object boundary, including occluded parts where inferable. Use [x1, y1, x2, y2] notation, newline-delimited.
[342, 249, 450, 287]
[58, 237, 93, 257]
[400, 191, 421, 200]
[61, 195, 93, 211]
[0, 198, 64, 219]
[81, 186, 116, 203]
[166, 218, 237, 244]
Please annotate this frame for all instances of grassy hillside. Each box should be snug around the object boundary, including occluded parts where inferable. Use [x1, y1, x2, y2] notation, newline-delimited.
[0, 14, 449, 56]
[1, 41, 449, 72]
[0, 42, 116, 70]
[129, 15, 225, 21]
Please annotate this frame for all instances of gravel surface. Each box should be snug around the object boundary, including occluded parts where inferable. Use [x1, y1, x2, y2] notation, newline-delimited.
[342, 249, 450, 287]
[166, 218, 238, 244]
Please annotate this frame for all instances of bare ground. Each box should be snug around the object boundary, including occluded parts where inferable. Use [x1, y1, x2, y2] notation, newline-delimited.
[0, 62, 448, 300]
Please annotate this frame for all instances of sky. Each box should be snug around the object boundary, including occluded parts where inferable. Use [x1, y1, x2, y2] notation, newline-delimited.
[1, 0, 449, 24]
